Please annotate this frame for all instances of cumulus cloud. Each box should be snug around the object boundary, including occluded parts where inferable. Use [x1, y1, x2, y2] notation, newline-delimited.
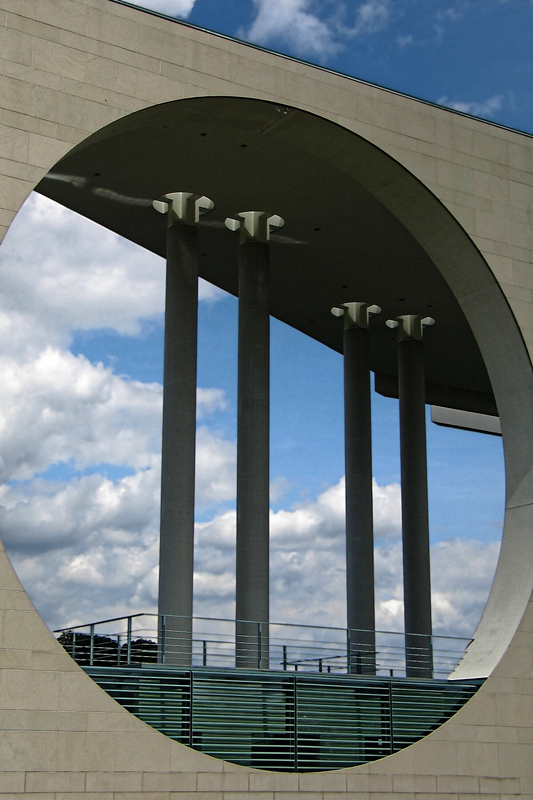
[340, 0, 392, 37]
[128, 0, 197, 18]
[0, 194, 222, 357]
[0, 195, 501, 652]
[430, 538, 501, 636]
[437, 93, 505, 118]
[195, 426, 236, 508]
[5, 460, 500, 641]
[3, 468, 161, 627]
[239, 0, 392, 60]
[240, 0, 341, 59]
[0, 195, 236, 628]
[0, 348, 161, 481]
[190, 476, 497, 640]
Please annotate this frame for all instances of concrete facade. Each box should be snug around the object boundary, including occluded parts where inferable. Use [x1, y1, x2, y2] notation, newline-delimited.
[0, 0, 532, 797]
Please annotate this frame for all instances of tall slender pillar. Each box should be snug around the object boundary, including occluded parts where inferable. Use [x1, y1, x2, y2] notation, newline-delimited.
[386, 314, 435, 678]
[154, 192, 214, 666]
[332, 302, 380, 674]
[226, 211, 284, 669]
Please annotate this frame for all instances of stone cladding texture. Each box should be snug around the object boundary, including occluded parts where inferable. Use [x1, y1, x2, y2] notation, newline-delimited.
[0, 1, 532, 797]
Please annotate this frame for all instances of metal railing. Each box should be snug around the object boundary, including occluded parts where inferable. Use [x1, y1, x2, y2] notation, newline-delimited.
[55, 614, 470, 680]
[82, 664, 481, 771]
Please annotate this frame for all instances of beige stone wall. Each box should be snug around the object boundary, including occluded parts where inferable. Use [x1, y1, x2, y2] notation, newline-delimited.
[0, 0, 532, 797]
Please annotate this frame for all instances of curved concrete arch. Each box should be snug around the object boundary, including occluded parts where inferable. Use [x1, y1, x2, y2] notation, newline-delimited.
[36, 92, 533, 679]
[1, 0, 532, 794]
[277, 109, 533, 679]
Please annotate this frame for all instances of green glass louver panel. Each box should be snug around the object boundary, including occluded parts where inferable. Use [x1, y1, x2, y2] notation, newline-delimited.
[85, 666, 481, 772]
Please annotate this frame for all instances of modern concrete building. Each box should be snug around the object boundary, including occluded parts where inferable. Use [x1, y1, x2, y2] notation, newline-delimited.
[1, 0, 533, 796]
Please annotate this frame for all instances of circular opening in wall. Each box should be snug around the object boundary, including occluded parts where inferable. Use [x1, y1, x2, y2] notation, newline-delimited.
[1, 96, 527, 772]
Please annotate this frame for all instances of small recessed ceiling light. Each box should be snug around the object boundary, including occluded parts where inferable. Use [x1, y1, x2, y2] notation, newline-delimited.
[240, 143, 247, 148]
[93, 172, 101, 176]
[314, 227, 321, 232]
[200, 132, 207, 137]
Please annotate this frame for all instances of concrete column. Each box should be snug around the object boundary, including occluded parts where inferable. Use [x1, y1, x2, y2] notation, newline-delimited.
[154, 192, 214, 666]
[386, 314, 435, 678]
[226, 211, 284, 669]
[332, 302, 380, 674]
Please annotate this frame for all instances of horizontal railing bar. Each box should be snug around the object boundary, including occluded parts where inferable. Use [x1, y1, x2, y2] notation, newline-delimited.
[83, 662, 481, 772]
[53, 612, 147, 632]
[55, 612, 471, 681]
[56, 611, 470, 642]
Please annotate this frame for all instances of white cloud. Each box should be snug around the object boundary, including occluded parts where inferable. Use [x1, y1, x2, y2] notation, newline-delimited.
[373, 479, 402, 540]
[0, 348, 161, 480]
[437, 93, 505, 118]
[4, 460, 499, 642]
[0, 195, 501, 654]
[430, 537, 501, 636]
[0, 194, 223, 357]
[239, 0, 392, 60]
[396, 33, 413, 47]
[2, 468, 161, 628]
[196, 387, 227, 419]
[2, 195, 164, 351]
[341, 0, 391, 37]
[0, 193, 236, 630]
[270, 476, 289, 502]
[195, 426, 236, 508]
[128, 0, 197, 18]
[241, 0, 341, 59]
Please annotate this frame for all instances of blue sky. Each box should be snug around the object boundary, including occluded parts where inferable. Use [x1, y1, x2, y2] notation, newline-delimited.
[149, 0, 533, 132]
[1, 0, 525, 637]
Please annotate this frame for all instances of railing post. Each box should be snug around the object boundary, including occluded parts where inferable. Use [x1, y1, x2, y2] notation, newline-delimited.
[127, 616, 132, 666]
[389, 680, 394, 754]
[188, 671, 194, 749]
[283, 645, 287, 671]
[72, 630, 77, 662]
[160, 615, 166, 664]
[117, 634, 121, 666]
[293, 674, 298, 772]
[257, 622, 262, 670]
[202, 640, 207, 667]
[89, 624, 94, 666]
[346, 628, 351, 674]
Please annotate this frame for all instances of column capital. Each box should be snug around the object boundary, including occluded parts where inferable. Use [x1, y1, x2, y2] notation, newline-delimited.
[386, 314, 435, 342]
[225, 211, 284, 244]
[153, 192, 214, 226]
[331, 302, 381, 329]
